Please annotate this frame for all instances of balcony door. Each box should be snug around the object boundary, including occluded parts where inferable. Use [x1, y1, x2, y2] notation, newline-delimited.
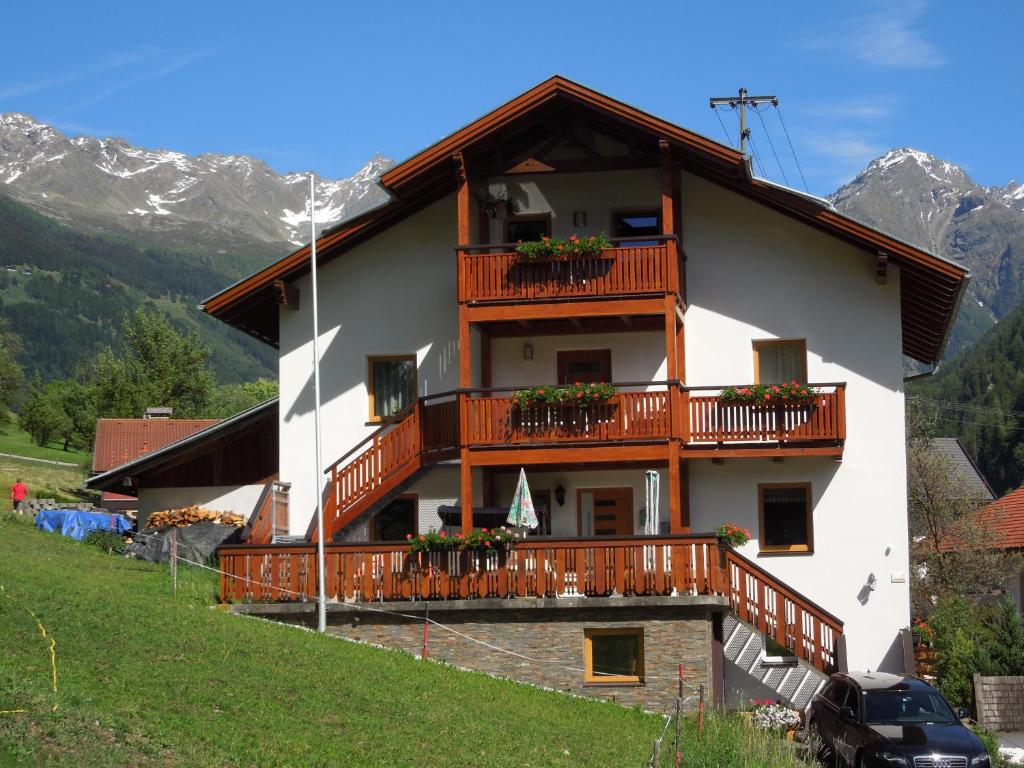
[578, 487, 634, 536]
[557, 349, 612, 384]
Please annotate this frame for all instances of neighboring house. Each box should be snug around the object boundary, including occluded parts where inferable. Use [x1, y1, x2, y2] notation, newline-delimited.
[200, 77, 969, 711]
[927, 437, 994, 502]
[962, 487, 1024, 612]
[91, 410, 220, 513]
[86, 400, 283, 534]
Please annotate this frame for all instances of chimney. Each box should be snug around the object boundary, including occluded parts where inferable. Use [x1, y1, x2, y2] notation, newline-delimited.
[144, 407, 173, 420]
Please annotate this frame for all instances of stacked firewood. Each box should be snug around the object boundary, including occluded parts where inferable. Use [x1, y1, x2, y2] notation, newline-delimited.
[145, 506, 246, 529]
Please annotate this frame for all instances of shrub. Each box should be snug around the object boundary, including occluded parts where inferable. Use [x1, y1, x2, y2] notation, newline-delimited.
[83, 529, 126, 555]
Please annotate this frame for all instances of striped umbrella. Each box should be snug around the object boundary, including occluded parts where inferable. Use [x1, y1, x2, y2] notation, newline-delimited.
[506, 468, 539, 530]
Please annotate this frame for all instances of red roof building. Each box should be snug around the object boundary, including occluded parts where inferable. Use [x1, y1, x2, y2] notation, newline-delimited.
[91, 418, 220, 474]
[975, 487, 1024, 551]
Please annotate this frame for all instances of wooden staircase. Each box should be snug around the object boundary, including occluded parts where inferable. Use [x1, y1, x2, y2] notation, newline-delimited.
[320, 396, 458, 540]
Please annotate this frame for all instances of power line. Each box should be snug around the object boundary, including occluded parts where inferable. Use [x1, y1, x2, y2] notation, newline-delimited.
[753, 105, 789, 186]
[713, 106, 735, 148]
[907, 395, 1024, 420]
[708, 87, 777, 156]
[746, 134, 768, 177]
[775, 106, 809, 193]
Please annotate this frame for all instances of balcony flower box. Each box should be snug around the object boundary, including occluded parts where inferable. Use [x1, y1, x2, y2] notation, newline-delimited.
[719, 382, 818, 405]
[513, 233, 614, 262]
[512, 382, 616, 410]
[407, 527, 517, 555]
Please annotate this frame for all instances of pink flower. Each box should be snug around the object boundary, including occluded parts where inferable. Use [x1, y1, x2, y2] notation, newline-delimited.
[484, 541, 492, 547]
[481, 528, 488, 533]
[439, 531, 446, 538]
[406, 534, 412, 540]
[456, 533, 464, 539]
[764, 394, 771, 401]
[419, 536, 426, 542]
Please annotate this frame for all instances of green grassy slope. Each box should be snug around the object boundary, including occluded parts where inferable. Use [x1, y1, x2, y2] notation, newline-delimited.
[0, 418, 90, 466]
[0, 516, 808, 767]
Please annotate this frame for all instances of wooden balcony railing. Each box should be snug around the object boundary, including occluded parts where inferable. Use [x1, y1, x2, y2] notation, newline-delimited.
[242, 480, 290, 544]
[218, 533, 843, 672]
[685, 384, 846, 445]
[464, 385, 675, 446]
[458, 238, 675, 304]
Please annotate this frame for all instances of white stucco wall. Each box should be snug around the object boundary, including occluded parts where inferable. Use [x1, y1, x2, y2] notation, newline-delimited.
[278, 196, 462, 526]
[682, 170, 910, 673]
[137, 485, 266, 529]
[490, 331, 665, 388]
[275, 166, 911, 673]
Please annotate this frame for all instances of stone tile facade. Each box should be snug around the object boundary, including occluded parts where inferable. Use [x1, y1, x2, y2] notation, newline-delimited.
[238, 596, 726, 713]
[975, 674, 1024, 731]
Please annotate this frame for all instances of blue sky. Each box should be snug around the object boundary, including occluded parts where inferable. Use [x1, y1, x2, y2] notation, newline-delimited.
[0, 0, 1017, 196]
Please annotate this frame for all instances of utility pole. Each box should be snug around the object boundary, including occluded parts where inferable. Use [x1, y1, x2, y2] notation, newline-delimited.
[709, 88, 778, 156]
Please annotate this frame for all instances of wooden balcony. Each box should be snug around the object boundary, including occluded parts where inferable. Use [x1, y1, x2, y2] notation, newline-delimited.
[458, 238, 676, 305]
[683, 384, 846, 456]
[218, 533, 843, 672]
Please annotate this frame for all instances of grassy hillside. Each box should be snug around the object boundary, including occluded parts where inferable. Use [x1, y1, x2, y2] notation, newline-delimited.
[0, 515, 806, 767]
[0, 420, 89, 505]
[0, 191, 275, 384]
[0, 418, 90, 465]
[909, 304, 1024, 494]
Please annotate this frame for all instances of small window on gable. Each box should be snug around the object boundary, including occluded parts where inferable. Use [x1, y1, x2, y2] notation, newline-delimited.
[612, 210, 661, 246]
[753, 339, 807, 385]
[506, 215, 551, 243]
[759, 483, 813, 554]
[584, 628, 644, 684]
[368, 355, 416, 422]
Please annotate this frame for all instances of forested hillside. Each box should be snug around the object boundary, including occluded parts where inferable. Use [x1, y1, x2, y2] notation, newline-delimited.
[909, 306, 1024, 495]
[0, 192, 275, 383]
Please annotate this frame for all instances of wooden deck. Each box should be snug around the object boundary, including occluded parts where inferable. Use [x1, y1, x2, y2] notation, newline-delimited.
[219, 533, 843, 673]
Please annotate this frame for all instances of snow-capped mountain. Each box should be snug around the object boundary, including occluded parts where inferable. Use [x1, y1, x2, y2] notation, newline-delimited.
[0, 113, 392, 253]
[830, 147, 1024, 357]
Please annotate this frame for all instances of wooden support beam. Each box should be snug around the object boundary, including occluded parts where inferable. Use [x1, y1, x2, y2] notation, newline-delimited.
[460, 448, 473, 535]
[876, 252, 889, 285]
[660, 139, 681, 297]
[664, 294, 677, 381]
[668, 448, 682, 533]
[468, 296, 666, 323]
[272, 280, 299, 310]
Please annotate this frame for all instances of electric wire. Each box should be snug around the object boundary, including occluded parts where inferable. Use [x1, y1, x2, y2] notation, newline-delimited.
[907, 395, 1024, 420]
[753, 105, 789, 186]
[746, 134, 768, 178]
[775, 106, 809, 193]
[713, 107, 735, 148]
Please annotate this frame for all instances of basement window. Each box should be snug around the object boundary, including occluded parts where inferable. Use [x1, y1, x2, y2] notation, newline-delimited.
[584, 628, 644, 684]
[758, 483, 813, 554]
[368, 355, 416, 422]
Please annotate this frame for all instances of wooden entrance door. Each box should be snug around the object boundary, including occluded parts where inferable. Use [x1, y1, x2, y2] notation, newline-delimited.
[557, 349, 612, 384]
[579, 488, 634, 536]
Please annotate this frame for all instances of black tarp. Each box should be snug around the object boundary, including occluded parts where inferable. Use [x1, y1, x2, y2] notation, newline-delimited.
[128, 522, 242, 564]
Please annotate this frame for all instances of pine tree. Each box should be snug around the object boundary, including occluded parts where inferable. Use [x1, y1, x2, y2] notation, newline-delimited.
[982, 595, 1024, 675]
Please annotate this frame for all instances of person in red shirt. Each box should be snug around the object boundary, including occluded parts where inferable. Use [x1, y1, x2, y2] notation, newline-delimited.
[10, 478, 27, 514]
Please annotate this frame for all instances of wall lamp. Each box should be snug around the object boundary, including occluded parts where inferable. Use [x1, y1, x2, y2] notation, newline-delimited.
[523, 342, 534, 361]
[555, 483, 566, 507]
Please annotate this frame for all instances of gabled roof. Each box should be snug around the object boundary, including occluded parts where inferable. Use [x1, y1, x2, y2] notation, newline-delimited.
[201, 75, 969, 364]
[928, 438, 995, 501]
[86, 399, 277, 492]
[973, 487, 1024, 551]
[92, 418, 220, 474]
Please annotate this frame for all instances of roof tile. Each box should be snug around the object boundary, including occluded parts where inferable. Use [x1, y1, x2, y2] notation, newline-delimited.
[92, 419, 219, 473]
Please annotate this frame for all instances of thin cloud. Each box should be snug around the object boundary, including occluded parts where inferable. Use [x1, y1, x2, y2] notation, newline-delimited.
[805, 135, 885, 163]
[0, 51, 147, 101]
[805, 0, 946, 69]
[66, 46, 225, 112]
[803, 98, 896, 121]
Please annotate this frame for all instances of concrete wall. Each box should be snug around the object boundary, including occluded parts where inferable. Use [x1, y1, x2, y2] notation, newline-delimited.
[136, 485, 265, 529]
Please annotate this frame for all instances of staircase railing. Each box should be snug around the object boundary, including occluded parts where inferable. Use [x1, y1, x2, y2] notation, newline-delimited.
[243, 480, 290, 544]
[723, 547, 844, 673]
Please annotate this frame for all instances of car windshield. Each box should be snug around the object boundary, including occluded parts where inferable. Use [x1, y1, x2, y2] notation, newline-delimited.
[863, 690, 958, 725]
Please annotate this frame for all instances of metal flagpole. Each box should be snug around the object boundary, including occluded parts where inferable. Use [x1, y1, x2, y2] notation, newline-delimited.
[310, 174, 328, 633]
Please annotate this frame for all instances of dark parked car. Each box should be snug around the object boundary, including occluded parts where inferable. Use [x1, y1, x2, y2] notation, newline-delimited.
[808, 672, 989, 767]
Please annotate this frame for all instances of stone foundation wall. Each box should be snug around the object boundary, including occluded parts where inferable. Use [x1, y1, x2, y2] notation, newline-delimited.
[309, 602, 718, 712]
[975, 674, 1024, 731]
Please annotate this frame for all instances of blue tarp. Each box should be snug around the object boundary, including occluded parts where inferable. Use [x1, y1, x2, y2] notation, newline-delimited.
[35, 509, 132, 540]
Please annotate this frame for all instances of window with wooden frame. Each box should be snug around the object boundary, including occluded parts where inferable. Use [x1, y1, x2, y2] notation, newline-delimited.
[584, 628, 644, 684]
[370, 495, 417, 541]
[758, 483, 813, 554]
[505, 214, 551, 243]
[611, 209, 661, 246]
[557, 349, 612, 384]
[367, 355, 416, 422]
[752, 339, 807, 385]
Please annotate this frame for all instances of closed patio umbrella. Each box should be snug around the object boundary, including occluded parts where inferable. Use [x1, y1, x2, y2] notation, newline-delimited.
[507, 468, 539, 531]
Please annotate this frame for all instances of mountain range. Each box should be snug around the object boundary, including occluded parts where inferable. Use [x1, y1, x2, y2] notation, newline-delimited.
[3, 114, 1024, 386]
